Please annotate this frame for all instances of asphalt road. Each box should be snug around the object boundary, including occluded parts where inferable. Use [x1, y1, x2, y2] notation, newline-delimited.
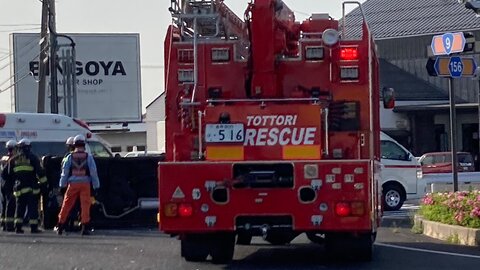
[1, 205, 479, 270]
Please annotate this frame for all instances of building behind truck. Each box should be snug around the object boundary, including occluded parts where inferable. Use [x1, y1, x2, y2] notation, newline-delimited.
[158, 0, 393, 263]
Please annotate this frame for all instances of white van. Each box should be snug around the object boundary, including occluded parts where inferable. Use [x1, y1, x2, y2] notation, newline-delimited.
[0, 112, 112, 158]
[380, 132, 424, 211]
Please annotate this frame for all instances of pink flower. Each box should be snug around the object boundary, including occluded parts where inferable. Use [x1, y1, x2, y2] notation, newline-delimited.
[423, 195, 434, 205]
[455, 211, 465, 223]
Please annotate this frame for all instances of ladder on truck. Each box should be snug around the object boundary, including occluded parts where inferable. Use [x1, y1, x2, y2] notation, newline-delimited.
[169, 0, 248, 41]
[169, 0, 250, 108]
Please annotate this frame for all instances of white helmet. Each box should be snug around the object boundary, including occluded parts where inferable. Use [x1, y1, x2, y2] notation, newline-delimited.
[66, 136, 75, 146]
[73, 134, 86, 146]
[5, 139, 17, 149]
[17, 138, 31, 147]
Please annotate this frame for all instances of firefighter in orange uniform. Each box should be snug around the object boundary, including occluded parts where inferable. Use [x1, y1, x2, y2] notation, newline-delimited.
[56, 135, 100, 235]
[1, 140, 17, 231]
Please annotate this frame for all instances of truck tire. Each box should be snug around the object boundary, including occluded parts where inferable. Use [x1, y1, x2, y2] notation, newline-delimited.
[382, 183, 405, 211]
[325, 233, 373, 261]
[210, 233, 235, 264]
[306, 232, 325, 244]
[236, 232, 252, 245]
[181, 234, 209, 262]
[355, 233, 374, 261]
[265, 232, 298, 245]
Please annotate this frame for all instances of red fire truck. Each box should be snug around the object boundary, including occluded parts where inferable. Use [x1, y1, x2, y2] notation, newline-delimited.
[159, 0, 392, 263]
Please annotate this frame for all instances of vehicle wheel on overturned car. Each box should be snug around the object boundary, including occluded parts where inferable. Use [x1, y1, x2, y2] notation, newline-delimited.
[382, 183, 405, 211]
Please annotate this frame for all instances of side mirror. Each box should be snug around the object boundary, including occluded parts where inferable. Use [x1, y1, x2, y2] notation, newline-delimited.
[382, 87, 395, 109]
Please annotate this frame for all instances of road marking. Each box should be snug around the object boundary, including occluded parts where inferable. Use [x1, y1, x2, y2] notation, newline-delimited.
[401, 204, 420, 210]
[376, 243, 480, 259]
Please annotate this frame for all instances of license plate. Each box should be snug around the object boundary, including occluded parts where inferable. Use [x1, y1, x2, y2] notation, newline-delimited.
[205, 124, 244, 143]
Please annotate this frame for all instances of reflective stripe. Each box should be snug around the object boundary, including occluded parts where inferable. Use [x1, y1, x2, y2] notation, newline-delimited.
[14, 218, 23, 224]
[38, 176, 47, 183]
[32, 189, 40, 195]
[13, 187, 33, 197]
[13, 165, 34, 172]
[5, 218, 14, 222]
[29, 219, 38, 225]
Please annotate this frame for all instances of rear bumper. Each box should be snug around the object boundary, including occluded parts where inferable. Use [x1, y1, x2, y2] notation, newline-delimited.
[158, 160, 378, 234]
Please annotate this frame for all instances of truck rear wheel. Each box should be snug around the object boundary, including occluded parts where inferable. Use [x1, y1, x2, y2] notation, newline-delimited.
[265, 231, 298, 245]
[236, 232, 252, 245]
[306, 232, 325, 244]
[181, 234, 209, 262]
[210, 233, 235, 264]
[325, 233, 373, 261]
[383, 183, 405, 211]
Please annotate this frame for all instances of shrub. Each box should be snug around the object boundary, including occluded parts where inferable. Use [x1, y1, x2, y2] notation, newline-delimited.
[419, 190, 480, 229]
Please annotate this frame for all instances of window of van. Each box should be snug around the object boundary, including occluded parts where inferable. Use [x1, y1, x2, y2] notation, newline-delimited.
[88, 141, 113, 157]
[0, 142, 66, 157]
[31, 142, 67, 157]
[381, 140, 409, 161]
[1, 141, 113, 158]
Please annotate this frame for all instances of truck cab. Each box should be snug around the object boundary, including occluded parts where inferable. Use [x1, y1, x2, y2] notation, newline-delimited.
[380, 132, 424, 211]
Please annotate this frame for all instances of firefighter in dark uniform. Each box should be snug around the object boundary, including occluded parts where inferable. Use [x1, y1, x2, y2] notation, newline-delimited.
[1, 140, 16, 231]
[1, 138, 47, 233]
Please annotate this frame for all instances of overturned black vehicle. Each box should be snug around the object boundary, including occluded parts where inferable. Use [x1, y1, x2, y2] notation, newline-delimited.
[41, 155, 163, 229]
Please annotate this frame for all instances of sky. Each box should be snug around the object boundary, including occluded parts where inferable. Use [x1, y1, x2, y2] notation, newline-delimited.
[0, 0, 365, 114]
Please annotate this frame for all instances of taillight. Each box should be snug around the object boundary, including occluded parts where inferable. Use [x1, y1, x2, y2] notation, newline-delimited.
[335, 202, 351, 217]
[164, 203, 178, 217]
[340, 47, 358, 61]
[178, 203, 193, 217]
[0, 114, 5, 127]
[335, 202, 365, 217]
[351, 202, 365, 216]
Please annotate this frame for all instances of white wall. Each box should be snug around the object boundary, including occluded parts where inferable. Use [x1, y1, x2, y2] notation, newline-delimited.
[96, 132, 146, 156]
[146, 122, 158, 152]
[380, 100, 446, 131]
[146, 93, 165, 152]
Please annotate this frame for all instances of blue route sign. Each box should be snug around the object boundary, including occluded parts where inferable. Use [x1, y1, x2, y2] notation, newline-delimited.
[449, 56, 463, 78]
[431, 32, 466, 56]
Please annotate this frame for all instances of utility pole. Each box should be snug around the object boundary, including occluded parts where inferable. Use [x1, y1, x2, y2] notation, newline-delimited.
[48, 0, 59, 114]
[37, 0, 49, 113]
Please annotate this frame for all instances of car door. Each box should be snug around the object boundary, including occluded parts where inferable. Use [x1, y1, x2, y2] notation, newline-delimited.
[380, 140, 417, 194]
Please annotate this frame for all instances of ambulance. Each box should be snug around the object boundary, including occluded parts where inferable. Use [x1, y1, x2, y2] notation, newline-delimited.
[380, 132, 425, 211]
[0, 112, 112, 158]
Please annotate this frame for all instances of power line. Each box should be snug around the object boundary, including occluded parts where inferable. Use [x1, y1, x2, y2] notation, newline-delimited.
[0, 73, 30, 94]
[0, 24, 40, 27]
[0, 46, 48, 86]
[0, 27, 41, 33]
[0, 36, 39, 63]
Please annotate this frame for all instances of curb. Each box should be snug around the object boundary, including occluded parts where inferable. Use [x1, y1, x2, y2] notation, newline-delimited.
[414, 215, 480, 246]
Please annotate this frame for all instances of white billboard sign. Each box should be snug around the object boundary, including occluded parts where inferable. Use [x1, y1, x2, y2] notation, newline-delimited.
[11, 33, 142, 123]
